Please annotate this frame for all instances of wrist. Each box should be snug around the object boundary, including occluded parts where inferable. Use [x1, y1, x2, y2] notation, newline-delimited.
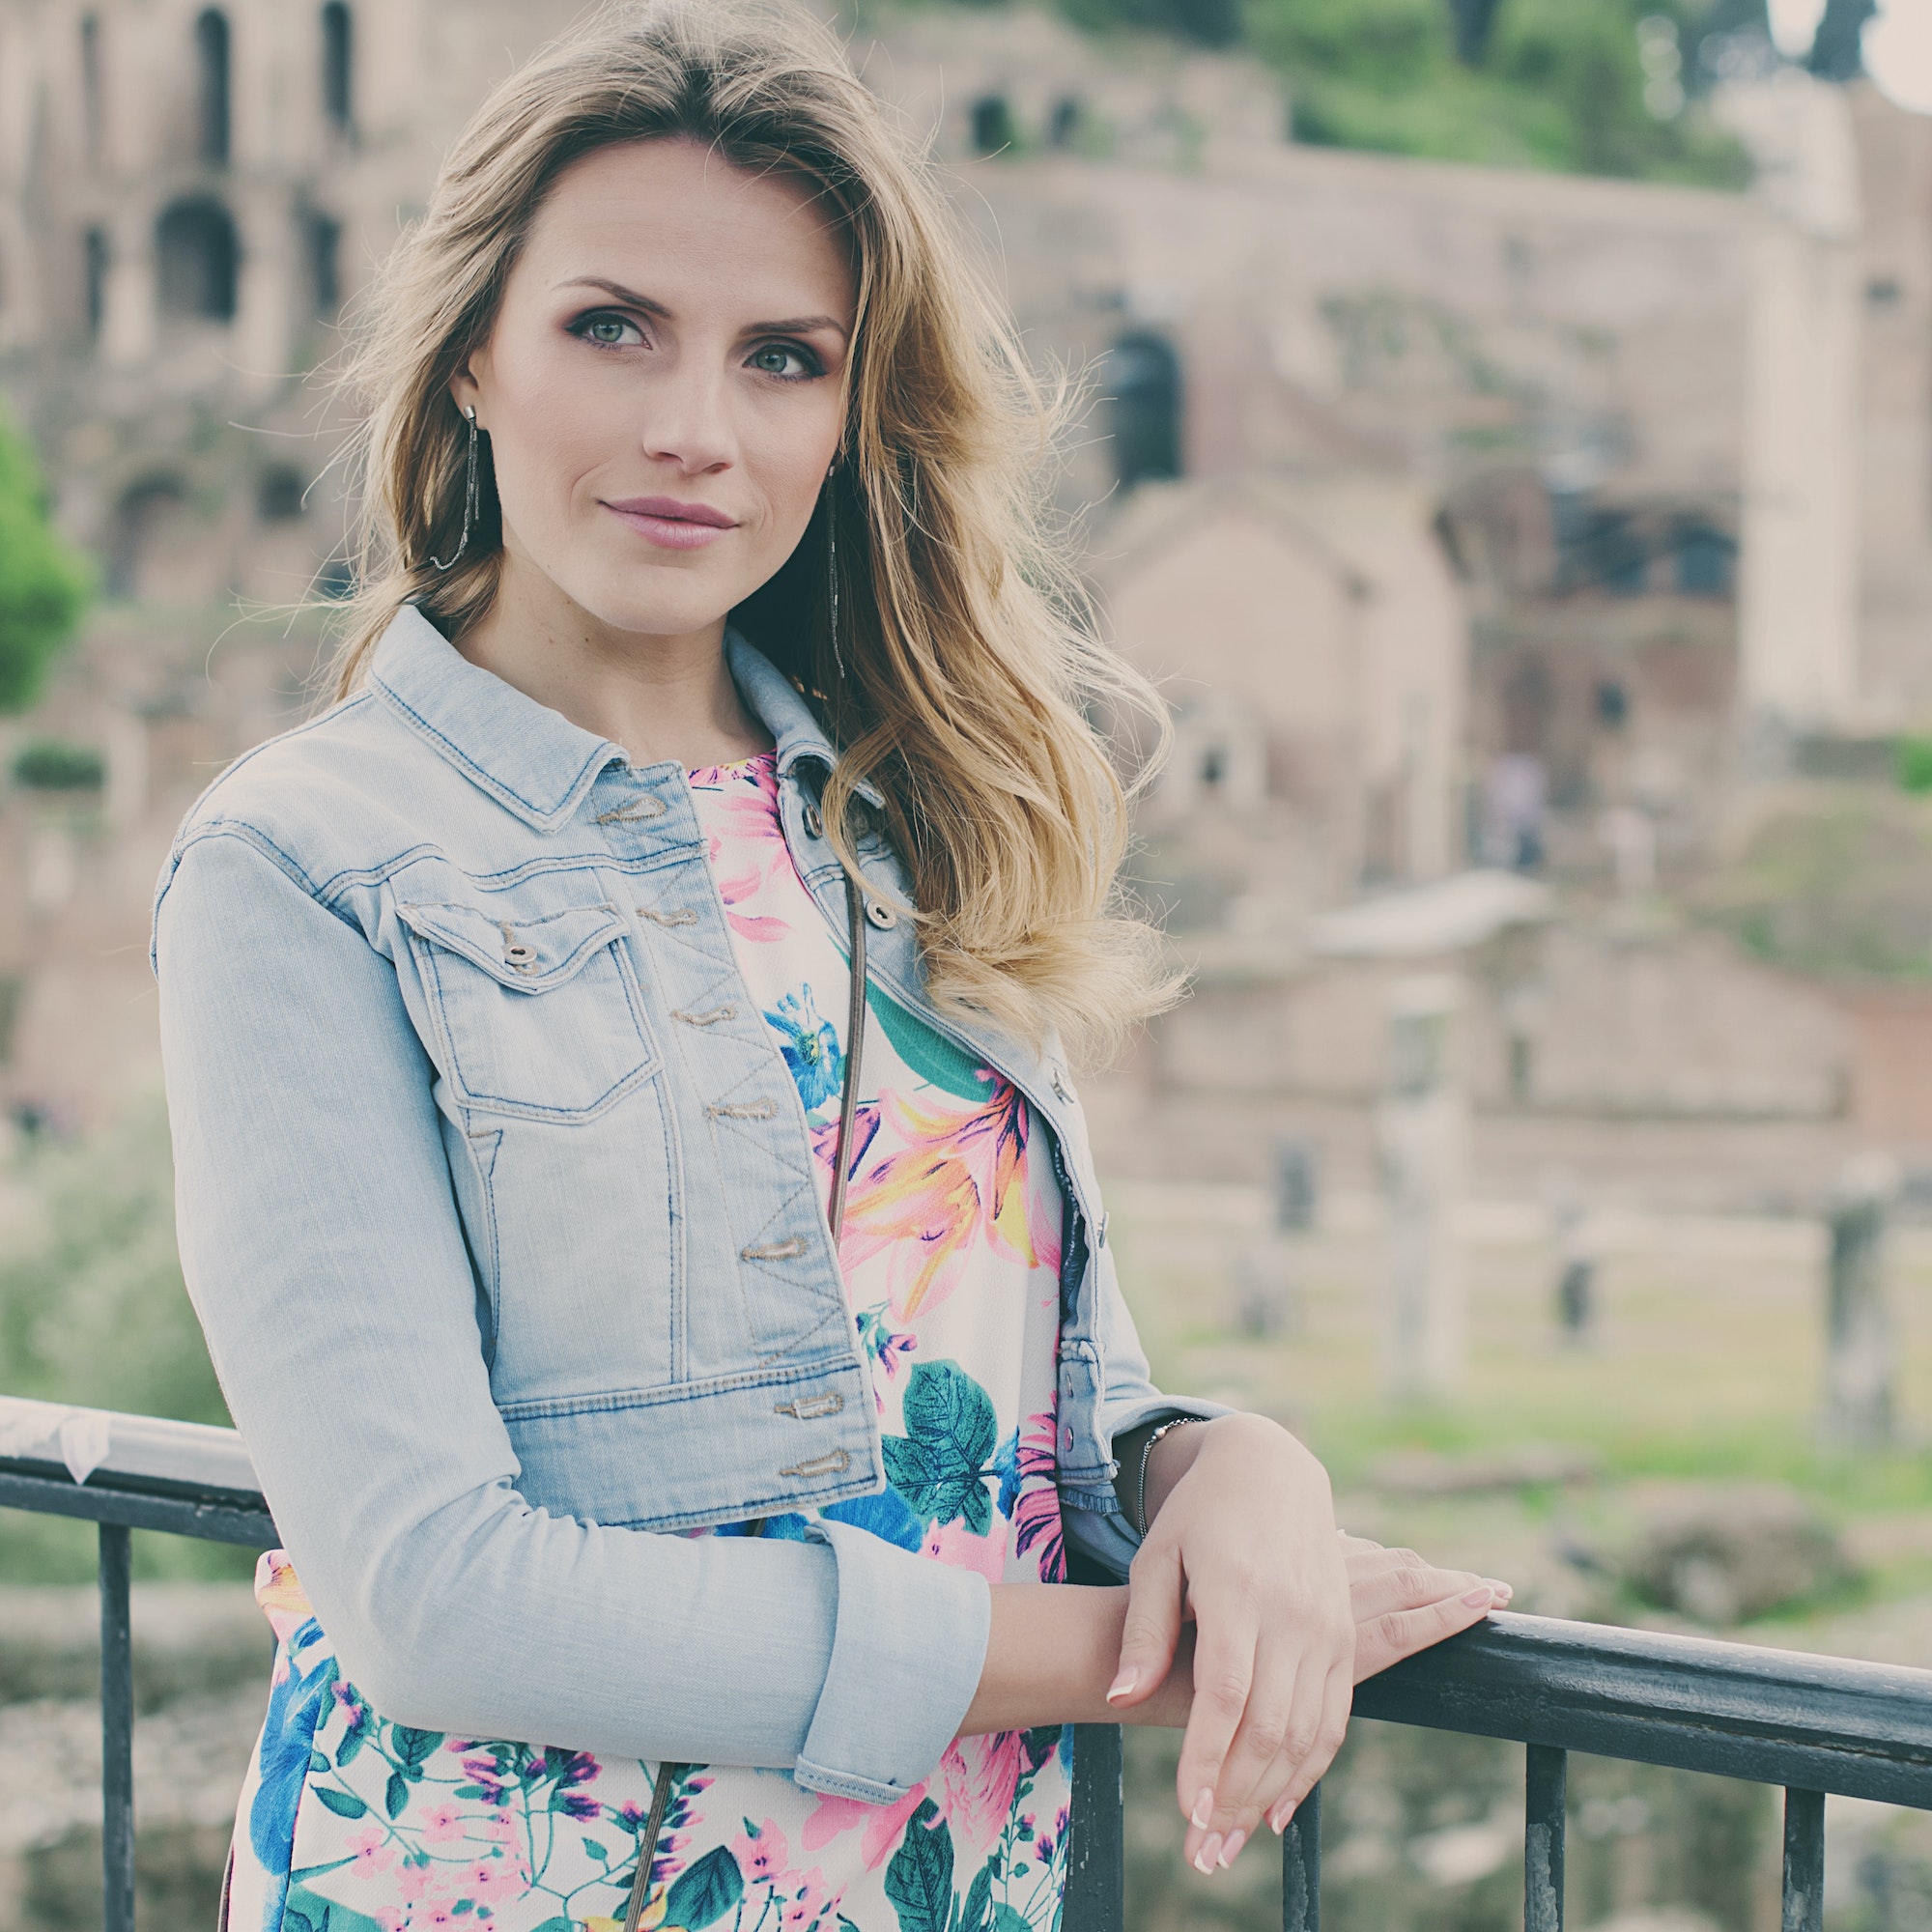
[959, 1584, 1129, 1736]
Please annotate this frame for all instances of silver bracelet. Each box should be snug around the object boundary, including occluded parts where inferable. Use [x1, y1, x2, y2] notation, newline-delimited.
[1133, 1415, 1199, 1539]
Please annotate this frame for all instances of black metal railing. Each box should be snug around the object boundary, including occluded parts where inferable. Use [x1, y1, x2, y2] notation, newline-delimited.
[7, 1398, 1932, 1932]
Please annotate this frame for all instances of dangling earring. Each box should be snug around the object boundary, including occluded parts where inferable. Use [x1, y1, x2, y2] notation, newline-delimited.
[824, 470, 845, 685]
[428, 406, 480, 571]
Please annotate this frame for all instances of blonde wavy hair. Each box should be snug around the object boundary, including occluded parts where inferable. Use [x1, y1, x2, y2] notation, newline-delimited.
[329, 0, 1177, 1065]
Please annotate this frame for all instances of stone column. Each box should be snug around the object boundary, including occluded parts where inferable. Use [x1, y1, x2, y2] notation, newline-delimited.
[1823, 1152, 1897, 1448]
[99, 204, 156, 371]
[1376, 973, 1466, 1401]
[1718, 73, 1863, 733]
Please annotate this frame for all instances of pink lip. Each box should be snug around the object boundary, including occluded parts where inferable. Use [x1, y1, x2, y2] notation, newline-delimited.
[602, 495, 739, 552]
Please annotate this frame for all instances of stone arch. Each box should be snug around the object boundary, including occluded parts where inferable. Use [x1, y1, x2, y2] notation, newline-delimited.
[156, 196, 238, 321]
[1103, 331, 1183, 490]
[321, 2, 353, 133]
[194, 9, 230, 163]
[108, 475, 189, 598]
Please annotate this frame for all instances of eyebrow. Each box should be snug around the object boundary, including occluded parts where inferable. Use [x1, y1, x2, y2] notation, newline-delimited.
[555, 276, 848, 339]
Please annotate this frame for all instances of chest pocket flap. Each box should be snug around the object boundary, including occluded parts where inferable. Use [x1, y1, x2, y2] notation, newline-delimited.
[399, 899, 661, 1121]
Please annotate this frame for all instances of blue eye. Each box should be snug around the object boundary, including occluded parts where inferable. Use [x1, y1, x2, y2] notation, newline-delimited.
[572, 310, 643, 348]
[749, 342, 821, 382]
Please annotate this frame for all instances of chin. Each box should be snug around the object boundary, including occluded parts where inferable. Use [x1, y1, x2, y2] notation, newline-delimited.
[569, 571, 742, 642]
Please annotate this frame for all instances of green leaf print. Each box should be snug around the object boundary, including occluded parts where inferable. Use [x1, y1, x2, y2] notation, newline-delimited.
[958, 1861, 995, 1932]
[991, 1907, 1032, 1932]
[282, 1883, 389, 1932]
[866, 985, 993, 1103]
[663, 1844, 745, 1930]
[389, 1723, 441, 1767]
[881, 1360, 998, 1533]
[312, 1786, 366, 1819]
[384, 1770, 409, 1818]
[883, 1797, 955, 1932]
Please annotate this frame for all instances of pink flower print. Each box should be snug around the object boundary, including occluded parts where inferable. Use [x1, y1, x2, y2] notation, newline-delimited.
[693, 759, 796, 943]
[801, 1781, 930, 1869]
[396, 1858, 439, 1903]
[347, 1825, 399, 1878]
[941, 1731, 1025, 1858]
[732, 1817, 790, 1884]
[811, 1105, 881, 1201]
[837, 1081, 1035, 1319]
[462, 1855, 523, 1903]
[922, 1516, 1008, 1583]
[1009, 1407, 1066, 1581]
[417, 1801, 466, 1845]
[779, 1868, 842, 1931]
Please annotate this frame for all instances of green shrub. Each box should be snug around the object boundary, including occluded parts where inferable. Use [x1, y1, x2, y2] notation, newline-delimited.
[1896, 735, 1932, 794]
[0, 1096, 244, 1581]
[12, 738, 104, 791]
[0, 408, 89, 713]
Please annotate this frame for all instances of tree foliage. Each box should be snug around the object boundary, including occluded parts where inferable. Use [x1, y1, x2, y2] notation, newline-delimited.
[0, 406, 89, 714]
[1051, 0, 1768, 187]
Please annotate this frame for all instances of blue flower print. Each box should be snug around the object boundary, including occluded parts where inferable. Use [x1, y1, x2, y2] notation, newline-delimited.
[992, 1426, 1022, 1520]
[766, 986, 843, 1111]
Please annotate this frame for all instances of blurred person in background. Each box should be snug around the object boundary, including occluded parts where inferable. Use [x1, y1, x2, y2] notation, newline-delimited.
[151, 6, 1507, 1927]
[1482, 749, 1548, 871]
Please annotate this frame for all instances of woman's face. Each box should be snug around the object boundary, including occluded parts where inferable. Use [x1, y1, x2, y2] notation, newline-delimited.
[454, 137, 855, 643]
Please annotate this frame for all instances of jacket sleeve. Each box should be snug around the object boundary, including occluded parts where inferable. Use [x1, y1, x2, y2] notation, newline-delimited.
[154, 826, 987, 1804]
[1060, 1216, 1231, 1583]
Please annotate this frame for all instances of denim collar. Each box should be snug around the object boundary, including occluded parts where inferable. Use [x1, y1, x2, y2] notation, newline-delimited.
[368, 604, 874, 832]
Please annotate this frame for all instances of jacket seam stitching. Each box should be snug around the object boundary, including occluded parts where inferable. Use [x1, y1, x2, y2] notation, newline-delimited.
[372, 672, 611, 826]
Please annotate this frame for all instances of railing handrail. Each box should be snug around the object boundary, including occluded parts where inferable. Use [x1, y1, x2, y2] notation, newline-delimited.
[0, 1395, 259, 1494]
[1356, 1608, 1932, 1808]
[4, 1398, 1925, 1930]
[5, 1398, 1930, 1802]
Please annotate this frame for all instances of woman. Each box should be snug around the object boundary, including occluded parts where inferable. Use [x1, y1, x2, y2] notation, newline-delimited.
[154, 6, 1508, 1928]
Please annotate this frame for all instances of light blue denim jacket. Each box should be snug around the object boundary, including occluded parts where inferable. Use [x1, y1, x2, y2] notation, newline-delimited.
[152, 606, 1219, 1805]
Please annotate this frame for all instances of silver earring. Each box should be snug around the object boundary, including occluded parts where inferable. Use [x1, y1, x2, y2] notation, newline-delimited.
[825, 475, 844, 684]
[429, 406, 480, 571]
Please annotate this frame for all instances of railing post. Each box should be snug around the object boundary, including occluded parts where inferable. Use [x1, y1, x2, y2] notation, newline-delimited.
[1065, 1723, 1123, 1932]
[1281, 1782, 1321, 1931]
[1524, 1744, 1566, 1931]
[1781, 1788, 1825, 1932]
[99, 1520, 135, 1932]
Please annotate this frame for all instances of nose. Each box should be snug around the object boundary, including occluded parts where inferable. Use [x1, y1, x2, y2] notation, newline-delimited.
[639, 358, 734, 477]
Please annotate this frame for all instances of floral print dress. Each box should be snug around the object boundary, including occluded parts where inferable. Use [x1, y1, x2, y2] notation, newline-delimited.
[222, 752, 1072, 1932]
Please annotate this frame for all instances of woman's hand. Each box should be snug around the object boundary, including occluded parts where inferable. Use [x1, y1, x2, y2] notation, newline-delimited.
[1103, 1414, 1354, 1876]
[1104, 1416, 1512, 1875]
[1342, 1534, 1511, 1683]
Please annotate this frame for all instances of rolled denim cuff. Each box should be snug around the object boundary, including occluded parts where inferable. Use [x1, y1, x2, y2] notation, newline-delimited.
[1061, 1397, 1234, 1581]
[793, 1518, 991, 1802]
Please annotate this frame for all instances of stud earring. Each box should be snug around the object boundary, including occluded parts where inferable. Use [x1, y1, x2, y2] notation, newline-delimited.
[428, 406, 480, 571]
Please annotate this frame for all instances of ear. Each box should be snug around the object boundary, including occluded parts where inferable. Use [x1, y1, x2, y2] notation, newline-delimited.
[448, 358, 483, 428]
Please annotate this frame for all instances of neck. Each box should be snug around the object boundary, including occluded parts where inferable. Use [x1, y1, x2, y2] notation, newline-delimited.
[453, 556, 772, 771]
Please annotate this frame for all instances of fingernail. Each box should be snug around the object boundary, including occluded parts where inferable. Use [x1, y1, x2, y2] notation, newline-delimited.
[1190, 1787, 1215, 1829]
[1218, 1829, 1246, 1867]
[1463, 1585, 1493, 1606]
[1105, 1667, 1138, 1703]
[1268, 1798, 1296, 1834]
[1192, 1833, 1222, 1875]
[1491, 1581, 1514, 1602]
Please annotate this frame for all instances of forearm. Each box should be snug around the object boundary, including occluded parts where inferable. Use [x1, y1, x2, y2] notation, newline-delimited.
[1123, 1412, 1334, 1535]
[959, 1584, 1193, 1735]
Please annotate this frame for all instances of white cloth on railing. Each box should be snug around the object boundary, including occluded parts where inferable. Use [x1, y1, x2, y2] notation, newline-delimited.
[0, 1396, 260, 1493]
[0, 1398, 113, 1485]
